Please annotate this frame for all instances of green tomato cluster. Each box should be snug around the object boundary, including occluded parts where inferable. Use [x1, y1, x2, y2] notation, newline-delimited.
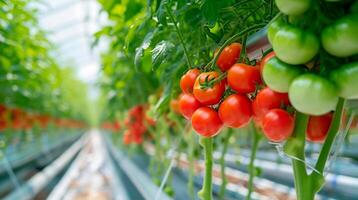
[264, 1, 358, 116]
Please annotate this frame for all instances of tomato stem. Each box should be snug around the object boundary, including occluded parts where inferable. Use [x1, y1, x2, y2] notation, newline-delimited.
[198, 137, 213, 200]
[165, 4, 193, 69]
[286, 98, 346, 200]
[314, 98, 345, 174]
[219, 129, 233, 200]
[246, 123, 262, 200]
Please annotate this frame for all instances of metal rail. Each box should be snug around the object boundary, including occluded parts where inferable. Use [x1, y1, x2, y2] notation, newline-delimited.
[4, 135, 84, 200]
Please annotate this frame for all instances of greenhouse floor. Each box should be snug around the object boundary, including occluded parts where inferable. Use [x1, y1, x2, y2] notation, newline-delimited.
[47, 132, 125, 200]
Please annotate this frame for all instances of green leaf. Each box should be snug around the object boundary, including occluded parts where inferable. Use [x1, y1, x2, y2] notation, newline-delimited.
[201, 0, 218, 26]
[135, 31, 154, 70]
[151, 40, 174, 71]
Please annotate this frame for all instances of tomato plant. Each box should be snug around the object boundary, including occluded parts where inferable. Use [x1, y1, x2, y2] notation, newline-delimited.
[262, 109, 295, 142]
[306, 113, 333, 143]
[193, 72, 225, 105]
[179, 93, 202, 119]
[191, 107, 223, 138]
[180, 69, 201, 94]
[227, 63, 262, 94]
[216, 43, 242, 72]
[218, 94, 252, 128]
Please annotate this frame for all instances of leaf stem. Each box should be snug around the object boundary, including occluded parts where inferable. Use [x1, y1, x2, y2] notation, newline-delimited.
[165, 4, 193, 69]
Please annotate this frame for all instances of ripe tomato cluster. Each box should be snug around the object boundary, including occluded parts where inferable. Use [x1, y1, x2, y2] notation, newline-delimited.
[176, 41, 335, 143]
[0, 104, 87, 131]
[122, 105, 156, 145]
[177, 43, 259, 137]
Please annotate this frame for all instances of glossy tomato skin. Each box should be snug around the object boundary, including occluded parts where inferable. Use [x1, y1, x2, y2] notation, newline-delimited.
[263, 57, 305, 92]
[180, 69, 200, 93]
[273, 25, 319, 65]
[330, 62, 358, 99]
[193, 72, 225, 105]
[289, 74, 338, 116]
[268, 18, 285, 44]
[179, 93, 202, 119]
[260, 51, 276, 73]
[306, 113, 333, 143]
[252, 87, 290, 124]
[218, 94, 252, 128]
[275, 0, 310, 16]
[191, 107, 223, 137]
[227, 63, 262, 94]
[321, 14, 358, 57]
[262, 109, 295, 142]
[216, 43, 242, 72]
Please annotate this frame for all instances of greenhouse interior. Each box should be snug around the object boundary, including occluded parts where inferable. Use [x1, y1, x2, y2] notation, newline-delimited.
[0, 0, 358, 200]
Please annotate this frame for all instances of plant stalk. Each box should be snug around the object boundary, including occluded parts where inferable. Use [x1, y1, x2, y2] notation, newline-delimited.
[246, 123, 261, 200]
[198, 137, 213, 200]
[219, 129, 233, 200]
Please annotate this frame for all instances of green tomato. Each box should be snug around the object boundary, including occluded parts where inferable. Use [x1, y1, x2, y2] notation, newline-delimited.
[267, 18, 285, 44]
[273, 25, 320, 65]
[275, 0, 311, 16]
[289, 74, 338, 115]
[330, 62, 358, 99]
[263, 57, 305, 93]
[321, 14, 358, 57]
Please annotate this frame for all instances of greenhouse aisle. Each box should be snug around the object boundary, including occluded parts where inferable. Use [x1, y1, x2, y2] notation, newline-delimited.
[48, 131, 127, 200]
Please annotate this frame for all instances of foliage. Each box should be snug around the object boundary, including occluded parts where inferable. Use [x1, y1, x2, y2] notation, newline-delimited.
[0, 0, 90, 121]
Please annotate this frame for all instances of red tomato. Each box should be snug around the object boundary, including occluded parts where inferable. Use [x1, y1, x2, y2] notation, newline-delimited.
[216, 43, 242, 71]
[193, 71, 225, 105]
[218, 94, 252, 128]
[170, 99, 181, 114]
[260, 51, 276, 73]
[306, 113, 333, 143]
[227, 63, 262, 94]
[123, 130, 133, 145]
[180, 69, 200, 93]
[252, 87, 290, 125]
[262, 109, 294, 142]
[179, 93, 202, 119]
[191, 107, 223, 137]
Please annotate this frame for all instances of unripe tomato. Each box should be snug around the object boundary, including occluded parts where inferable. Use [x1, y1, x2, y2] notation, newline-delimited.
[330, 62, 358, 99]
[263, 57, 305, 92]
[180, 69, 200, 93]
[273, 25, 319, 65]
[306, 113, 333, 143]
[191, 107, 223, 137]
[262, 109, 294, 142]
[289, 74, 338, 115]
[218, 94, 252, 128]
[321, 14, 358, 57]
[227, 63, 261, 94]
[268, 18, 285, 44]
[252, 87, 290, 124]
[260, 51, 276, 73]
[179, 93, 202, 119]
[275, 0, 311, 16]
[193, 71, 225, 105]
[216, 43, 242, 71]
